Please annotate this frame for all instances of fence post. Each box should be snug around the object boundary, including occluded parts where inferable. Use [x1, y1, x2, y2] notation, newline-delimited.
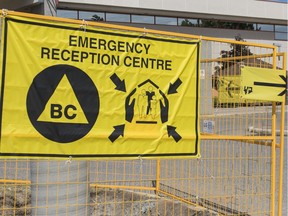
[278, 52, 286, 215]
[155, 159, 161, 195]
[31, 160, 90, 215]
[270, 47, 277, 216]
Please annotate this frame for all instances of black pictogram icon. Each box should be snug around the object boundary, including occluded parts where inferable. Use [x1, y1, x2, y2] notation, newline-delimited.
[168, 78, 182, 94]
[243, 86, 253, 95]
[26, 64, 99, 143]
[109, 76, 182, 143]
[125, 79, 169, 124]
[108, 124, 125, 142]
[167, 125, 182, 142]
[110, 73, 126, 92]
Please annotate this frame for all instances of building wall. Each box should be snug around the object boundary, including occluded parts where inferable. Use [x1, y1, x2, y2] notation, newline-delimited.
[56, 0, 287, 61]
[1, 0, 287, 24]
[59, 0, 288, 24]
[0, 0, 287, 62]
[112, 22, 287, 63]
[0, 0, 43, 10]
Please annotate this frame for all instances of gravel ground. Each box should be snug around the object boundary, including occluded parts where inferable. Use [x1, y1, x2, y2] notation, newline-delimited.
[90, 188, 218, 216]
[0, 185, 218, 216]
[0, 185, 31, 216]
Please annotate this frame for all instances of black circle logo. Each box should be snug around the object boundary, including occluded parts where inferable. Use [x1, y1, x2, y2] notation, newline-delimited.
[26, 64, 99, 143]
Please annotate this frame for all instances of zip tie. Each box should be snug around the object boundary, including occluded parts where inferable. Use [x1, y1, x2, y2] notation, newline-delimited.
[143, 27, 147, 36]
[1, 9, 7, 17]
[65, 156, 72, 165]
[80, 19, 87, 32]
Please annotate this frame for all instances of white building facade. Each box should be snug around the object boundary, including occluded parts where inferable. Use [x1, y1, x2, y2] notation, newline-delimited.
[1, 0, 287, 48]
[59, 0, 288, 64]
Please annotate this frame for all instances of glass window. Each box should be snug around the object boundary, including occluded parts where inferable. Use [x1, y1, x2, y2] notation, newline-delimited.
[57, 9, 78, 19]
[155, 16, 177, 25]
[235, 23, 255, 30]
[178, 18, 198, 26]
[199, 19, 217, 27]
[275, 32, 288, 40]
[270, 0, 288, 2]
[106, 13, 130, 22]
[131, 15, 154, 24]
[198, 19, 255, 30]
[79, 11, 105, 21]
[275, 25, 288, 32]
[256, 24, 274, 31]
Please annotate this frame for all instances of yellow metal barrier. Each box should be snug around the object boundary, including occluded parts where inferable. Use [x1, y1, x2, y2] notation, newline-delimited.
[0, 10, 286, 216]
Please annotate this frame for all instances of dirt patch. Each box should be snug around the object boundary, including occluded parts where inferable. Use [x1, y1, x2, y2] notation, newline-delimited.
[0, 185, 31, 216]
[90, 188, 218, 216]
[1, 185, 218, 216]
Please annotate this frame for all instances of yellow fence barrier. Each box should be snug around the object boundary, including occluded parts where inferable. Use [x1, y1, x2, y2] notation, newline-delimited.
[0, 10, 287, 216]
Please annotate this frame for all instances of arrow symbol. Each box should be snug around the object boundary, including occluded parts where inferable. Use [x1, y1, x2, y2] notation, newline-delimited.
[109, 124, 125, 142]
[168, 78, 182, 94]
[110, 73, 126, 92]
[254, 75, 287, 96]
[167, 125, 182, 142]
[226, 81, 240, 98]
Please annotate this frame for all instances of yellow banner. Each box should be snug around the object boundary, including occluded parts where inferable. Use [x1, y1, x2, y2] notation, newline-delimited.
[0, 14, 200, 159]
[241, 66, 286, 102]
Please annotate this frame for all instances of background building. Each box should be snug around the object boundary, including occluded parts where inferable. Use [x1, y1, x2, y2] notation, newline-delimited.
[1, 0, 287, 58]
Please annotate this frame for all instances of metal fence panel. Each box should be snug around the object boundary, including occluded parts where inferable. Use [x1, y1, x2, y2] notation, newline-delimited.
[0, 11, 286, 216]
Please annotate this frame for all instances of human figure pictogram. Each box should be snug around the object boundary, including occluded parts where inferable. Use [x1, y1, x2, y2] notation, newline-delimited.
[146, 86, 155, 115]
[137, 89, 148, 118]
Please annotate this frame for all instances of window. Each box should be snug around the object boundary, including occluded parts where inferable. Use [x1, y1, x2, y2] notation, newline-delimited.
[275, 25, 288, 40]
[199, 20, 255, 30]
[275, 32, 288, 40]
[106, 13, 130, 22]
[56, 9, 287, 41]
[262, 0, 288, 2]
[256, 24, 274, 31]
[275, 25, 288, 32]
[178, 18, 198, 26]
[131, 15, 154, 24]
[56, 9, 78, 19]
[79, 11, 105, 21]
[155, 16, 177, 25]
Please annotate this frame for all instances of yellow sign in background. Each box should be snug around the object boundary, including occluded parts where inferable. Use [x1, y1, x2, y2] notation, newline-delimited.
[0, 14, 200, 158]
[217, 75, 242, 104]
[241, 66, 286, 102]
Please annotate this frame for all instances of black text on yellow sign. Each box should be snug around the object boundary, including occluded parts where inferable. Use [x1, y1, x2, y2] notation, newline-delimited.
[0, 14, 200, 159]
[41, 35, 172, 71]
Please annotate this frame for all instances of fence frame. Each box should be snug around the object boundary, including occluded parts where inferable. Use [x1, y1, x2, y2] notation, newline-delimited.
[0, 10, 286, 216]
